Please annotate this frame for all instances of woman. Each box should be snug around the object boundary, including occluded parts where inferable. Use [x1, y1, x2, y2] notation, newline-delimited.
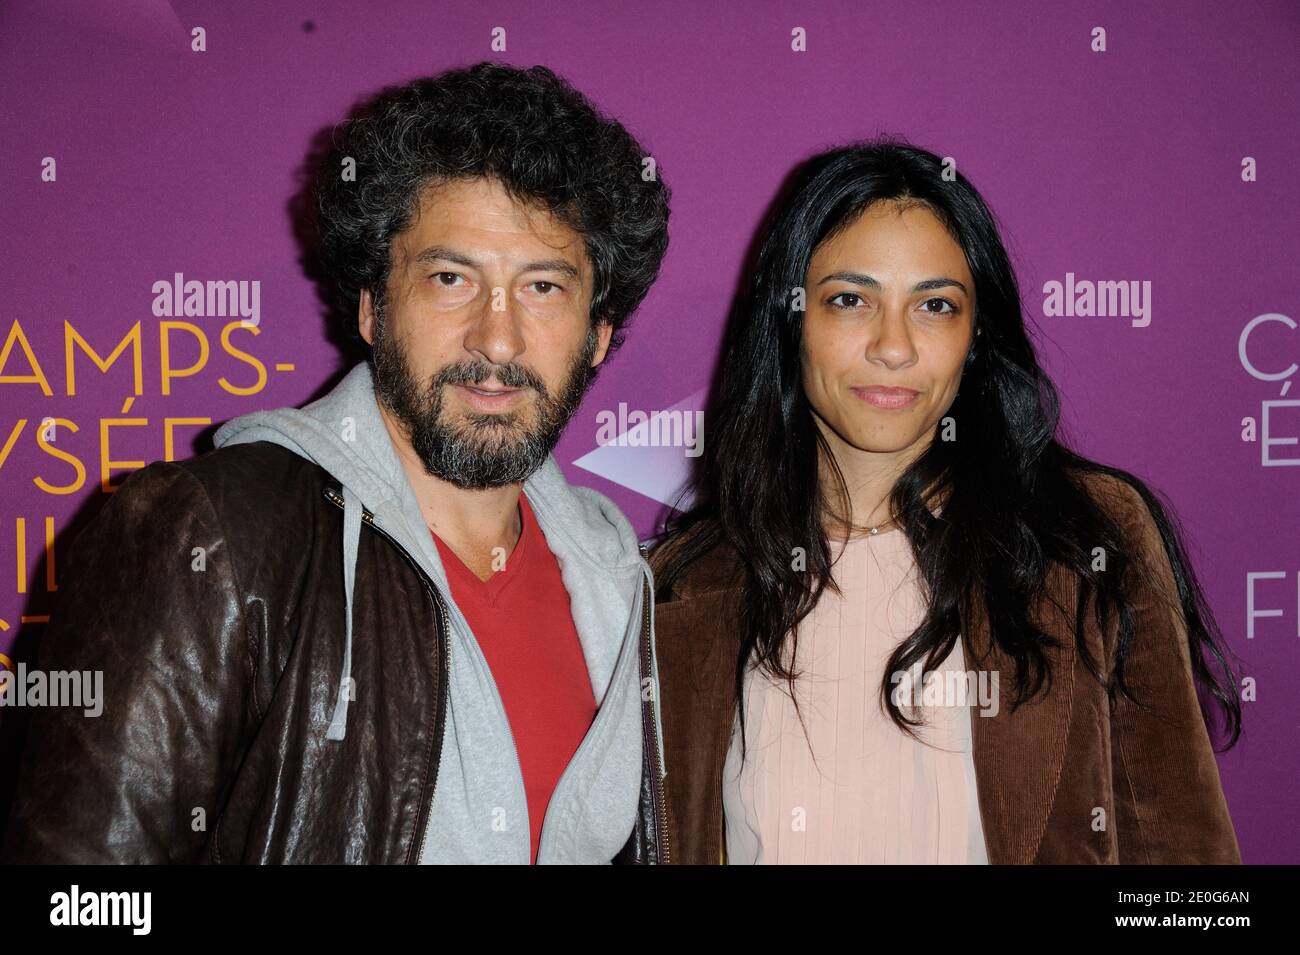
[648, 140, 1242, 864]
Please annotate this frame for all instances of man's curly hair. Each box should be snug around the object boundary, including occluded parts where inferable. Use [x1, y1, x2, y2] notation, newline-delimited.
[315, 61, 671, 360]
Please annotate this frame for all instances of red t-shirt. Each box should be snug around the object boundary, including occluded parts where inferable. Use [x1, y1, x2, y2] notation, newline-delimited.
[430, 492, 596, 864]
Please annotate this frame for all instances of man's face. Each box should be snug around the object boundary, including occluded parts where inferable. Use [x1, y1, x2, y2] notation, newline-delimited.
[359, 176, 613, 489]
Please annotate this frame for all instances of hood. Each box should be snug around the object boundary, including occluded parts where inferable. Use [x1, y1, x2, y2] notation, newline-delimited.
[212, 361, 651, 742]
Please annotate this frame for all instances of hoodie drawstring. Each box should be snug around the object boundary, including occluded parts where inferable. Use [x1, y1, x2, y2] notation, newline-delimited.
[326, 483, 363, 740]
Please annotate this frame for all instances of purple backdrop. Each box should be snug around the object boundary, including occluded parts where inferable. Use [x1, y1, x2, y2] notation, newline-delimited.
[1, 0, 1296, 862]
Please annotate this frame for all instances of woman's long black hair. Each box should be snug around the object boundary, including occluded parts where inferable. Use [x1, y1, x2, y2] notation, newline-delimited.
[651, 139, 1243, 763]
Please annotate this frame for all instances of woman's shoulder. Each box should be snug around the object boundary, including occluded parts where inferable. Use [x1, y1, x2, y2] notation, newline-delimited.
[1070, 468, 1156, 536]
[646, 525, 746, 604]
[1066, 467, 1174, 588]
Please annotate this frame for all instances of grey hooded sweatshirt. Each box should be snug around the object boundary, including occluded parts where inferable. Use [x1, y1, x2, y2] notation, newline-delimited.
[212, 361, 665, 864]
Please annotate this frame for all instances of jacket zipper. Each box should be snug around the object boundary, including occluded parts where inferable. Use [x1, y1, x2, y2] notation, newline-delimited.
[414, 598, 449, 864]
[638, 545, 670, 864]
[321, 485, 449, 864]
[639, 574, 670, 867]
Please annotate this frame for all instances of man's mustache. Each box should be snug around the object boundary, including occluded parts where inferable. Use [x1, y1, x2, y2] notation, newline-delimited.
[433, 361, 544, 393]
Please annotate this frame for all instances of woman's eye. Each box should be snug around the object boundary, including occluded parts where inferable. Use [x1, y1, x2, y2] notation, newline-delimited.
[829, 291, 863, 309]
[922, 297, 958, 315]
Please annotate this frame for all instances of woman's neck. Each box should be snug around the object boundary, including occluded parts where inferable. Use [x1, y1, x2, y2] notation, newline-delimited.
[814, 417, 939, 532]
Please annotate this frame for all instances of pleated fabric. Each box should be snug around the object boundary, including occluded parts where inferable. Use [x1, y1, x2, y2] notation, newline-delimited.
[721, 526, 989, 864]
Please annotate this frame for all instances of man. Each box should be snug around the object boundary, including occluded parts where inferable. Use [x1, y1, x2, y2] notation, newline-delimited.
[1, 62, 671, 864]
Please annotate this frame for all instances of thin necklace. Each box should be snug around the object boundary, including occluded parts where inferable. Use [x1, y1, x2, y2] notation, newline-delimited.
[866, 501, 898, 535]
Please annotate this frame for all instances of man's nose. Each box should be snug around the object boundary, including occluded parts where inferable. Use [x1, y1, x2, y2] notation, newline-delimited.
[463, 286, 526, 366]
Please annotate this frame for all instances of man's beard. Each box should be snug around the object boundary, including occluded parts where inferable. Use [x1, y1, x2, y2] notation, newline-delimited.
[370, 300, 599, 489]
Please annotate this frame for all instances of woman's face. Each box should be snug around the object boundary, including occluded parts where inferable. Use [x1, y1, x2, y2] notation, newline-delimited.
[801, 200, 976, 463]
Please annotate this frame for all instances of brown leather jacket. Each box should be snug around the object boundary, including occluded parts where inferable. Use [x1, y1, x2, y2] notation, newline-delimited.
[649, 472, 1241, 864]
[0, 441, 664, 864]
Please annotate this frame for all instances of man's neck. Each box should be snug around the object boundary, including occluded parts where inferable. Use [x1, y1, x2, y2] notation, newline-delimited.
[376, 396, 524, 580]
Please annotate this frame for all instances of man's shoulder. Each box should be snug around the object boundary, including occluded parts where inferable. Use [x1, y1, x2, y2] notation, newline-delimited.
[179, 440, 325, 488]
[114, 441, 334, 535]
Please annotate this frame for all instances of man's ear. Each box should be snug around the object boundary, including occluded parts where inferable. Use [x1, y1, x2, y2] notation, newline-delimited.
[358, 288, 376, 346]
[591, 320, 614, 366]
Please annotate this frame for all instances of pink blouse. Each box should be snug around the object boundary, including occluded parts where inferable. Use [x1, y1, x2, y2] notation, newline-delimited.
[721, 525, 989, 864]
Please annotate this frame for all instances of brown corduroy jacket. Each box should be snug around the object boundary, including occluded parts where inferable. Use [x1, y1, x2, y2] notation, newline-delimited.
[649, 473, 1241, 864]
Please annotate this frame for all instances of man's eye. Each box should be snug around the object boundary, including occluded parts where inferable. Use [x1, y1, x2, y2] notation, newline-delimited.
[432, 272, 463, 286]
[532, 281, 561, 295]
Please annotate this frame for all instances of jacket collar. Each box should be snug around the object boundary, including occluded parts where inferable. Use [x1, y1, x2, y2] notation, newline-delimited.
[961, 567, 1077, 864]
